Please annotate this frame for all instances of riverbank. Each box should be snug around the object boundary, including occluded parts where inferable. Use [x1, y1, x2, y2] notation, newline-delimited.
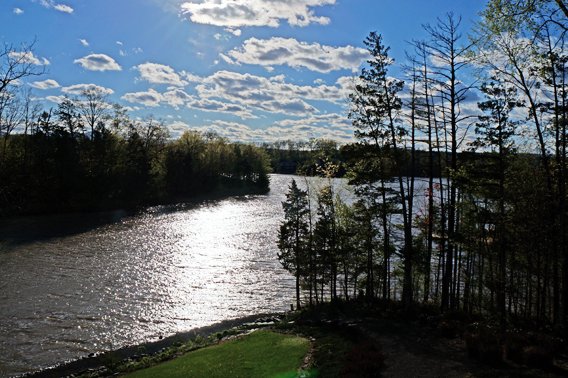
[24, 313, 286, 378]
[25, 302, 568, 378]
[0, 183, 269, 246]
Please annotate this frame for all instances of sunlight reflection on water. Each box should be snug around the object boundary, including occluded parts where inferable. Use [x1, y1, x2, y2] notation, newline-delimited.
[0, 175, 332, 377]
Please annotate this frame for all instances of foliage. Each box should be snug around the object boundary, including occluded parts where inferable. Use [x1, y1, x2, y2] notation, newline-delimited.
[273, 3, 568, 335]
[278, 179, 311, 309]
[0, 95, 270, 217]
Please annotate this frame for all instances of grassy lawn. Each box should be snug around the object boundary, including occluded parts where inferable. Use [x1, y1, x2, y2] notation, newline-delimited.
[124, 330, 310, 378]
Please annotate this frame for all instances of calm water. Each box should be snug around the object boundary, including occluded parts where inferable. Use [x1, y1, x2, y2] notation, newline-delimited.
[0, 175, 335, 377]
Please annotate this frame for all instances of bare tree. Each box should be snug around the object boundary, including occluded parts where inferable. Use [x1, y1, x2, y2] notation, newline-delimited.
[423, 13, 474, 311]
[77, 88, 111, 139]
[0, 41, 45, 95]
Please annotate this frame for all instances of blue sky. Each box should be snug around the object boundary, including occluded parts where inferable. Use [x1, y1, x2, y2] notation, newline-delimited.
[1, 0, 487, 142]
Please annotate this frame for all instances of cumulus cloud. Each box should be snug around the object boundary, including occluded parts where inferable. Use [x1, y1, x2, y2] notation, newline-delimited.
[195, 70, 318, 115]
[162, 88, 193, 108]
[166, 120, 192, 139]
[122, 89, 163, 107]
[119, 67, 354, 122]
[61, 83, 114, 95]
[8, 51, 50, 65]
[225, 27, 242, 36]
[226, 37, 369, 73]
[135, 63, 187, 86]
[184, 116, 353, 143]
[181, 0, 335, 28]
[74, 54, 122, 71]
[194, 70, 353, 116]
[79, 39, 89, 47]
[186, 97, 257, 119]
[45, 95, 67, 104]
[13, 8, 24, 15]
[29, 79, 60, 90]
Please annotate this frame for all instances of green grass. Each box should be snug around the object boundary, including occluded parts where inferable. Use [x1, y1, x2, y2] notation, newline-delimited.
[124, 330, 310, 378]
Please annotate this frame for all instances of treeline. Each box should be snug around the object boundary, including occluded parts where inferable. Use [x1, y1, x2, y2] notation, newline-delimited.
[0, 91, 270, 217]
[278, 1, 568, 330]
[263, 138, 518, 178]
[262, 139, 343, 175]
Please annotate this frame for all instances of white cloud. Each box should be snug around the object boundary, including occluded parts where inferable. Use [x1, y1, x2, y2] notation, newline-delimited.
[166, 120, 192, 139]
[181, 0, 335, 28]
[226, 37, 369, 73]
[53, 3, 73, 13]
[8, 51, 50, 66]
[79, 39, 89, 47]
[29, 79, 60, 90]
[13, 8, 24, 15]
[186, 97, 257, 119]
[181, 72, 203, 83]
[225, 27, 242, 36]
[195, 70, 317, 115]
[38, 0, 74, 13]
[74, 54, 122, 71]
[135, 63, 187, 86]
[120, 67, 354, 123]
[122, 89, 163, 107]
[61, 83, 114, 96]
[194, 70, 353, 116]
[163, 88, 193, 108]
[45, 95, 67, 104]
[185, 116, 353, 143]
[219, 53, 236, 65]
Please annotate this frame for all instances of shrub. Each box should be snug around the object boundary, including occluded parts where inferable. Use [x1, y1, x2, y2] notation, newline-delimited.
[464, 323, 502, 366]
[340, 341, 385, 377]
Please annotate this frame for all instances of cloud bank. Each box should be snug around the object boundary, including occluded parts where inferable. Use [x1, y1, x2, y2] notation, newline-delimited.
[181, 0, 336, 28]
[225, 37, 369, 73]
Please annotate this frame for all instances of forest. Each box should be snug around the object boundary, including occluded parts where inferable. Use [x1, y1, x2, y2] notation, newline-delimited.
[0, 88, 270, 216]
[276, 0, 568, 334]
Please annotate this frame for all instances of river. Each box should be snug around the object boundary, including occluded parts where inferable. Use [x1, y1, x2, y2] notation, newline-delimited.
[0, 174, 345, 377]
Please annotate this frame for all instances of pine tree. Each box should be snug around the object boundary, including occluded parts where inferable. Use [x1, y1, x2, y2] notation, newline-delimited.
[277, 179, 310, 309]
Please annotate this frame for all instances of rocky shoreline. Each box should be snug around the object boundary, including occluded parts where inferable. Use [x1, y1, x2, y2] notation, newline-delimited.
[23, 313, 285, 378]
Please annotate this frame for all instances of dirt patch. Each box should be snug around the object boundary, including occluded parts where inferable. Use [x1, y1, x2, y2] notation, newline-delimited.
[362, 319, 567, 378]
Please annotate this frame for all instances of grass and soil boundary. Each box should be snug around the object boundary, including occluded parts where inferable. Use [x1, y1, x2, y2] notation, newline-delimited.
[26, 302, 568, 378]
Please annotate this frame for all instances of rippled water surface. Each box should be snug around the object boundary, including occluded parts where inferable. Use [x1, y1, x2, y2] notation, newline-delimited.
[0, 175, 329, 377]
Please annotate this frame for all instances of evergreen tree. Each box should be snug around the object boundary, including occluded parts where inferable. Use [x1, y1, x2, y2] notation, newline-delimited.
[277, 179, 310, 309]
[349, 31, 415, 307]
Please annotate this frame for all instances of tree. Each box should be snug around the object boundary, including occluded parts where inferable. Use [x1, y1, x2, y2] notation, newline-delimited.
[56, 97, 84, 138]
[423, 13, 473, 311]
[277, 179, 310, 310]
[0, 42, 44, 96]
[481, 0, 568, 34]
[469, 78, 522, 327]
[349, 31, 415, 307]
[77, 87, 111, 139]
[313, 185, 339, 301]
[478, 0, 568, 324]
